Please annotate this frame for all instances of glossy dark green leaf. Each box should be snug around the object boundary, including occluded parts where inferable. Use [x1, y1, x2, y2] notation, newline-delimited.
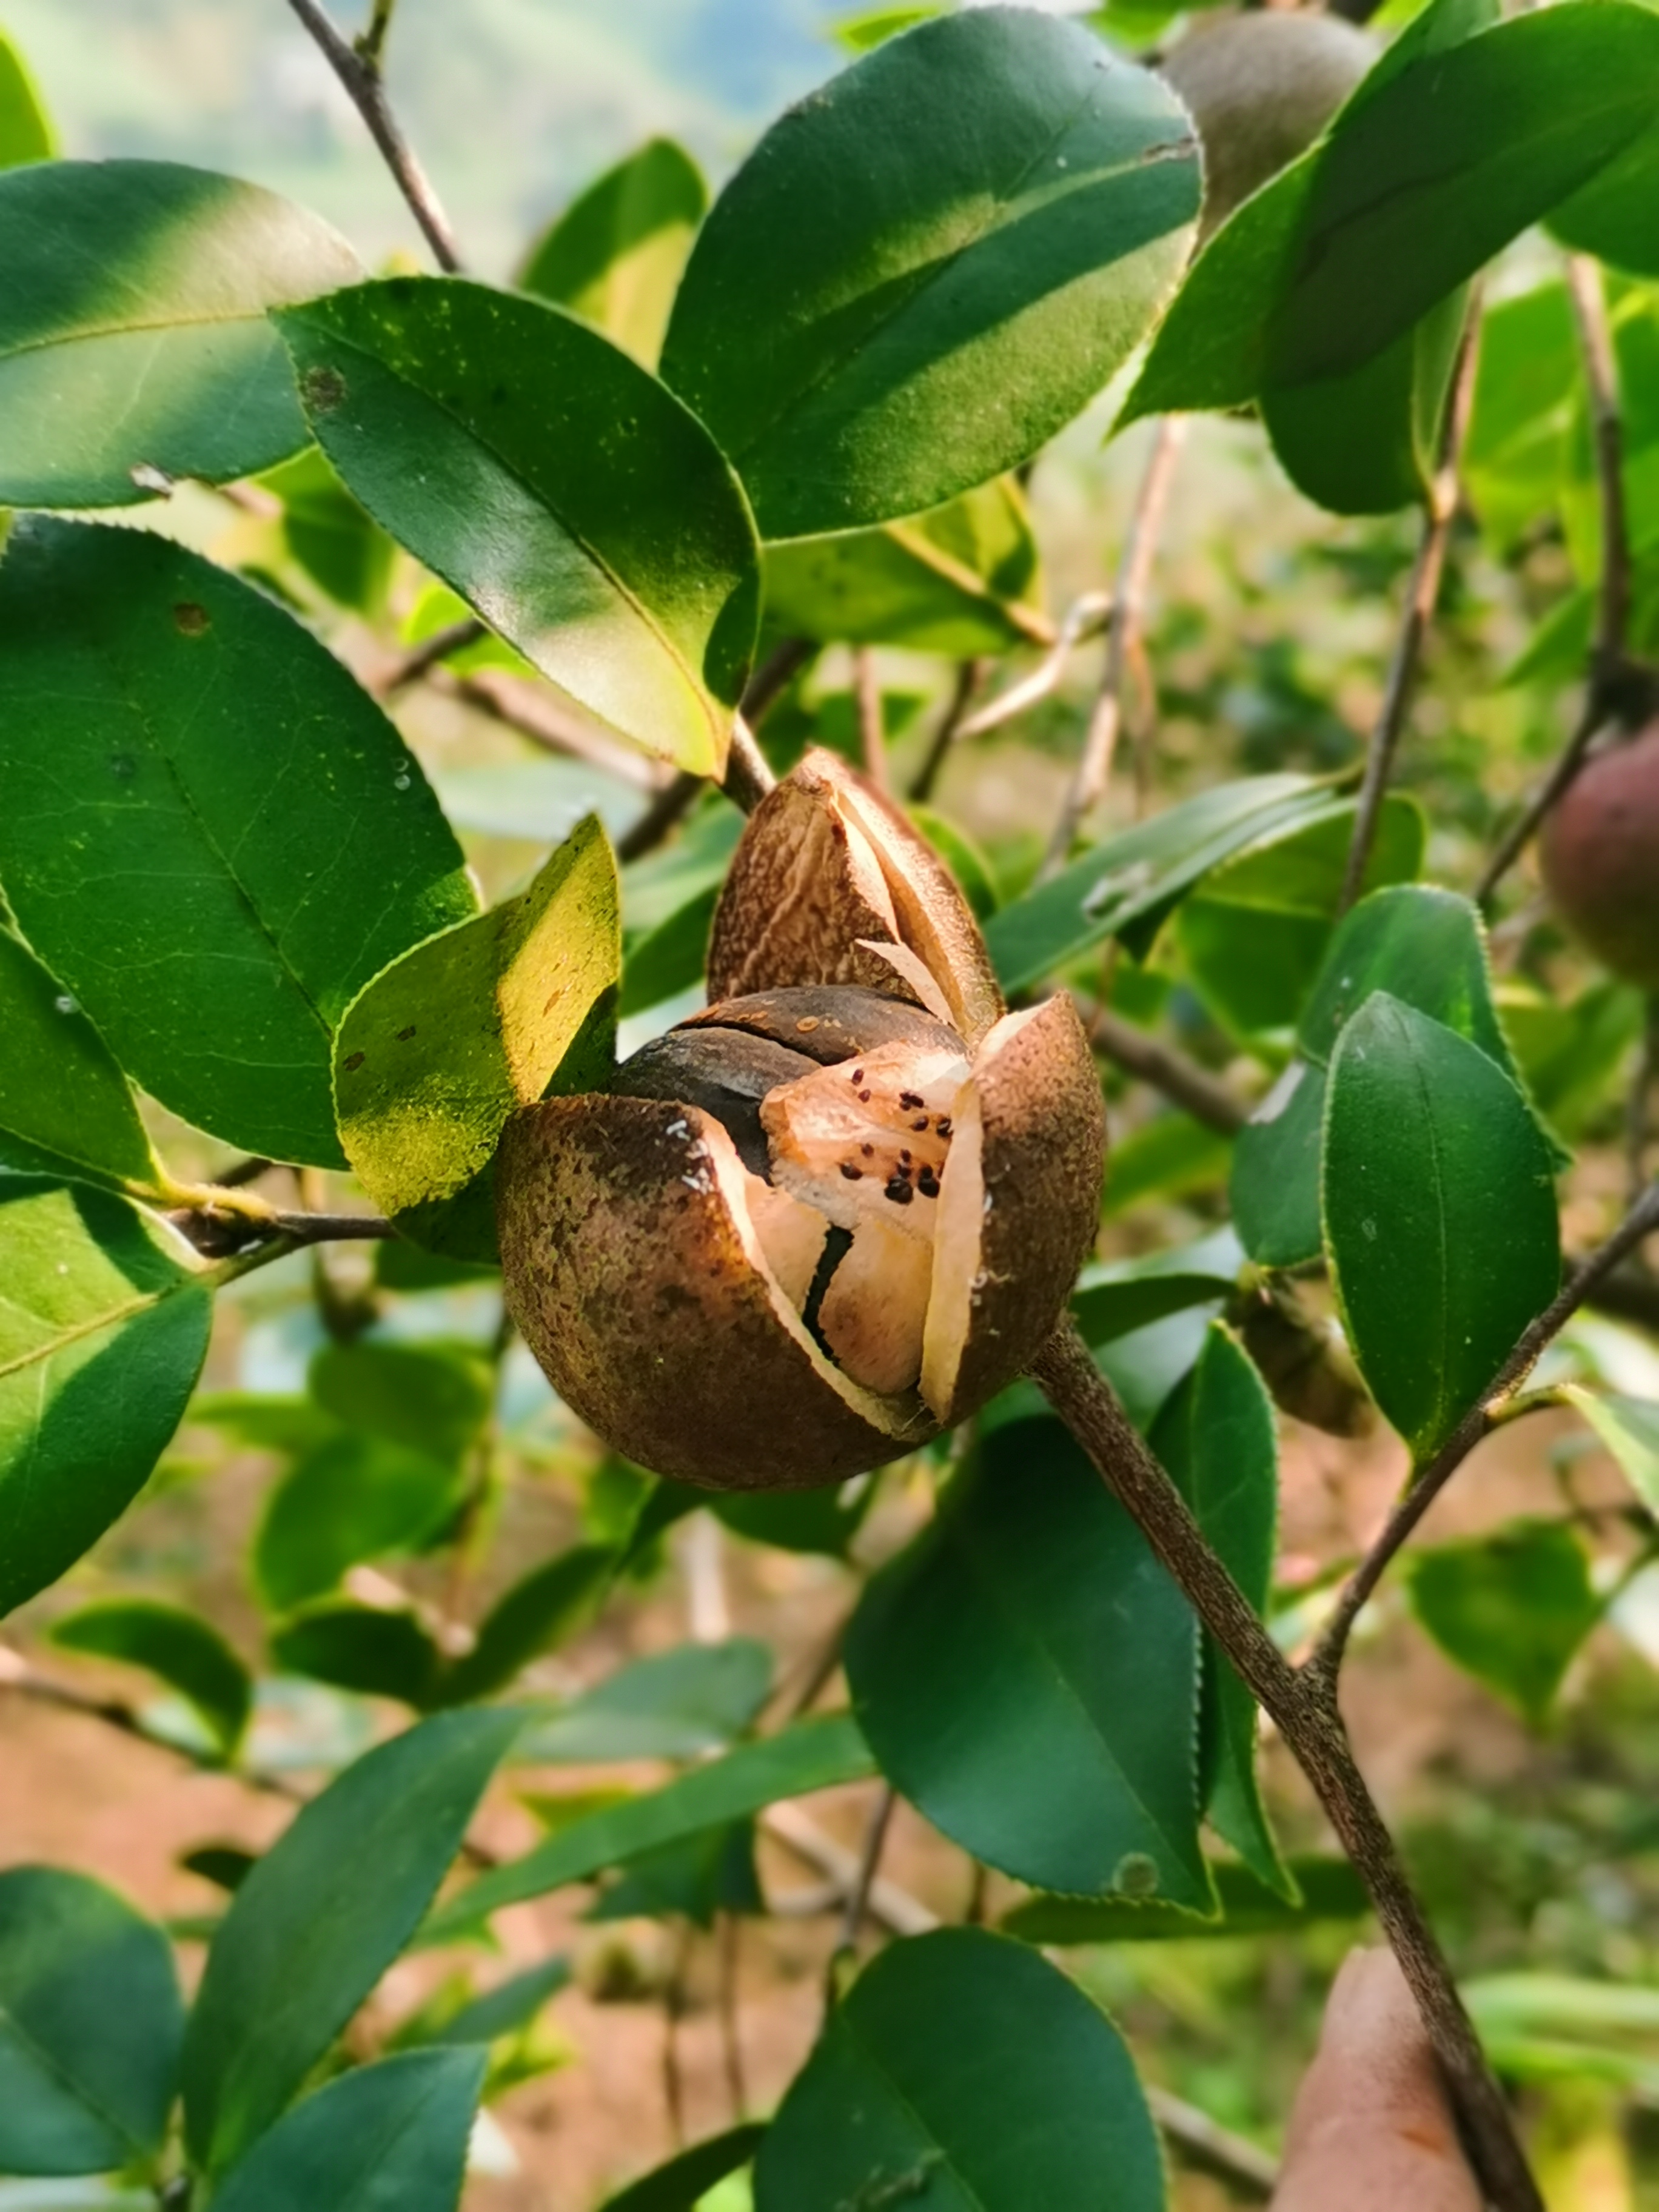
[0, 33, 53, 167]
[1125, 0, 1658, 418]
[411, 1957, 571, 2048]
[270, 1603, 443, 1708]
[187, 1392, 341, 1458]
[335, 817, 620, 1258]
[50, 1600, 251, 1758]
[515, 1639, 774, 1762]
[1150, 1326, 1289, 1895]
[761, 480, 1051, 655]
[0, 931, 161, 1195]
[0, 1180, 212, 1617]
[1406, 1520, 1601, 1725]
[712, 1477, 875, 1558]
[847, 1416, 1208, 1907]
[600, 2125, 767, 2212]
[619, 881, 717, 1016]
[1262, 286, 1470, 517]
[987, 773, 1339, 991]
[0, 520, 475, 1165]
[660, 8, 1199, 538]
[256, 446, 397, 615]
[276, 279, 760, 776]
[182, 1708, 518, 2173]
[1562, 1386, 1659, 1516]
[1232, 883, 1540, 1268]
[591, 1820, 762, 1928]
[426, 1714, 874, 1936]
[1324, 994, 1561, 1463]
[754, 1929, 1161, 2212]
[253, 1436, 468, 1614]
[520, 137, 707, 367]
[0, 1868, 183, 2175]
[1178, 793, 1425, 1041]
[309, 1340, 494, 1466]
[208, 2049, 485, 2212]
[1002, 1854, 1368, 1944]
[0, 161, 358, 505]
[1097, 1305, 1222, 1436]
[1551, 117, 1659, 276]
[434, 1543, 618, 1708]
[1071, 1227, 1243, 1347]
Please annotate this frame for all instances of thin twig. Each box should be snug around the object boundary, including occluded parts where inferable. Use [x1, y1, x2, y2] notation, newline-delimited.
[716, 1913, 747, 2123]
[662, 1927, 691, 2149]
[1477, 256, 1637, 907]
[853, 648, 890, 791]
[437, 668, 665, 789]
[835, 1785, 898, 1954]
[1027, 1323, 1541, 2212]
[375, 618, 486, 699]
[359, 0, 396, 66]
[1148, 2089, 1278, 2200]
[908, 660, 986, 805]
[1313, 1178, 1659, 1675]
[284, 0, 461, 271]
[721, 713, 777, 815]
[759, 1803, 937, 1939]
[615, 642, 810, 865]
[1043, 418, 1187, 876]
[1338, 322, 1480, 914]
[1078, 996, 1248, 1136]
[948, 594, 1111, 748]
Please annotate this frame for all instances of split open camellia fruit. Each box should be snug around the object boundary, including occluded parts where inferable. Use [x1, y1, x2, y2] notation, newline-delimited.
[497, 750, 1105, 1488]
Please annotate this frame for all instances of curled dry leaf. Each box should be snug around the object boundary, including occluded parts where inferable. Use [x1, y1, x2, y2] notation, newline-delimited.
[497, 749, 1105, 1487]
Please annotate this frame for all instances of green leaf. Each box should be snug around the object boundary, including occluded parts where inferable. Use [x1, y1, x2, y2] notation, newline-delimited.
[1406, 1520, 1601, 1725]
[0, 1869, 183, 2176]
[1150, 1326, 1289, 1895]
[1323, 994, 1561, 1463]
[0, 33, 54, 168]
[181, 1708, 518, 2173]
[1561, 1386, 1659, 1516]
[1005, 1854, 1368, 1945]
[620, 882, 718, 1017]
[986, 773, 1339, 991]
[831, 7, 946, 52]
[520, 137, 707, 368]
[712, 1478, 875, 1558]
[0, 161, 359, 506]
[760, 480, 1051, 655]
[255, 446, 396, 615]
[309, 1340, 494, 1466]
[433, 1544, 618, 1708]
[754, 1929, 1161, 2212]
[334, 817, 620, 1258]
[426, 1714, 874, 1936]
[600, 2125, 767, 2212]
[50, 1600, 251, 1759]
[1178, 794, 1426, 1042]
[0, 932, 161, 1195]
[0, 1181, 212, 1617]
[270, 1603, 443, 1708]
[515, 1640, 774, 1763]
[1125, 0, 1659, 418]
[1551, 115, 1659, 277]
[1464, 280, 1580, 549]
[1262, 286, 1470, 517]
[1232, 882, 1544, 1269]
[276, 279, 760, 776]
[591, 1821, 762, 1929]
[187, 1392, 341, 1458]
[1101, 1111, 1233, 1219]
[660, 10, 1199, 538]
[403, 1957, 571, 2049]
[1071, 1227, 1244, 1348]
[253, 1436, 468, 1614]
[0, 520, 475, 1166]
[208, 2049, 485, 2212]
[846, 1416, 1209, 1908]
[1264, 8, 1659, 391]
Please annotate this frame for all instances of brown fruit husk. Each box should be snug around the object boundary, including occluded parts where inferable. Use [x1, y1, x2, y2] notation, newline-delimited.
[1540, 722, 1659, 991]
